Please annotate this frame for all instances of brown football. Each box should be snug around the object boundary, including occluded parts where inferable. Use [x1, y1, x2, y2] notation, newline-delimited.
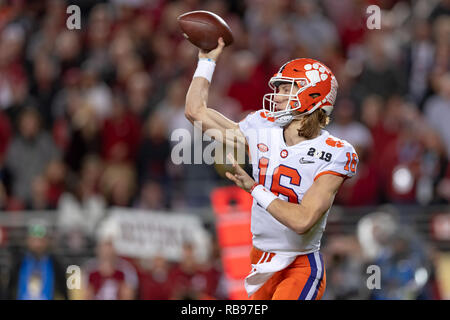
[177, 10, 233, 51]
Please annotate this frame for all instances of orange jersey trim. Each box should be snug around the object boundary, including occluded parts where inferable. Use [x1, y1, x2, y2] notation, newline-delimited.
[314, 170, 348, 181]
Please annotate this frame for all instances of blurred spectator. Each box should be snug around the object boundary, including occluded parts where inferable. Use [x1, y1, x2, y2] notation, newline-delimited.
[6, 220, 68, 300]
[424, 73, 450, 159]
[0, 109, 12, 165]
[403, 19, 435, 108]
[429, 0, 450, 24]
[85, 3, 114, 78]
[136, 112, 171, 187]
[377, 103, 423, 203]
[28, 54, 60, 129]
[378, 103, 447, 204]
[100, 163, 137, 208]
[169, 242, 220, 300]
[101, 93, 142, 164]
[79, 61, 113, 122]
[0, 23, 27, 112]
[207, 85, 243, 123]
[51, 68, 82, 123]
[4, 107, 60, 207]
[83, 223, 138, 300]
[322, 235, 367, 300]
[226, 50, 267, 111]
[78, 155, 104, 199]
[416, 125, 448, 205]
[63, 102, 101, 173]
[364, 95, 404, 157]
[436, 163, 450, 202]
[135, 180, 166, 211]
[357, 210, 437, 300]
[329, 99, 380, 206]
[360, 94, 384, 133]
[126, 71, 154, 119]
[371, 231, 433, 300]
[0, 181, 7, 211]
[42, 159, 66, 209]
[0, 110, 12, 209]
[323, 0, 367, 54]
[54, 30, 83, 76]
[290, 0, 339, 60]
[354, 31, 406, 104]
[57, 155, 106, 239]
[137, 255, 174, 300]
[28, 176, 52, 211]
[328, 99, 373, 151]
[155, 77, 192, 137]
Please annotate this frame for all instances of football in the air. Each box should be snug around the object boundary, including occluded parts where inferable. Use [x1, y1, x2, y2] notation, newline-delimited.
[177, 10, 234, 51]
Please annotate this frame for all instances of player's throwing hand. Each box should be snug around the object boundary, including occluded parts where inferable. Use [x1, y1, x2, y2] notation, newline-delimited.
[225, 153, 256, 193]
[199, 37, 225, 62]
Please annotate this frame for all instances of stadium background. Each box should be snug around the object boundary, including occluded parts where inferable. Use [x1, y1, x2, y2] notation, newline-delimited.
[0, 0, 449, 300]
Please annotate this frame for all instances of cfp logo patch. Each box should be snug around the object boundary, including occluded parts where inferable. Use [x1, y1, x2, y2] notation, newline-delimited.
[257, 143, 269, 153]
[307, 147, 332, 162]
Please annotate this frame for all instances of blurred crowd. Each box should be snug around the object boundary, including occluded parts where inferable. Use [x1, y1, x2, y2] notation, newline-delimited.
[0, 0, 449, 300]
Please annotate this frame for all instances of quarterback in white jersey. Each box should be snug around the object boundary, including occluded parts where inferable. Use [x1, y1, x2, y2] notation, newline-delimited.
[184, 38, 358, 300]
[239, 111, 357, 255]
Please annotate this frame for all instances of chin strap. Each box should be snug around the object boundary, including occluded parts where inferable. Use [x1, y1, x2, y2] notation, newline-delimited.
[273, 110, 309, 127]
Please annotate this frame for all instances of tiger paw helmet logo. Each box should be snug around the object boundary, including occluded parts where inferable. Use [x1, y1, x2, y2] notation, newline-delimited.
[305, 63, 337, 106]
[303, 62, 331, 84]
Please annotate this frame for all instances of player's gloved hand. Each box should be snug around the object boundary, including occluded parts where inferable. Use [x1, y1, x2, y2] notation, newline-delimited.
[199, 37, 225, 62]
[225, 153, 256, 193]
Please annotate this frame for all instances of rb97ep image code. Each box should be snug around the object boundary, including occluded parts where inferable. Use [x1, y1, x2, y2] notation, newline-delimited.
[225, 304, 268, 315]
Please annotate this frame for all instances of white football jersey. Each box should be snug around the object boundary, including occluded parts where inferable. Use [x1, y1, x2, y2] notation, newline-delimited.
[239, 110, 358, 254]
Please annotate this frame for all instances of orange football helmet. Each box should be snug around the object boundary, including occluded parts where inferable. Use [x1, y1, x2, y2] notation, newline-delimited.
[262, 58, 338, 126]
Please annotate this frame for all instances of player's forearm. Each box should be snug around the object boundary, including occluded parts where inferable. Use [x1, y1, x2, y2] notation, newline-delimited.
[185, 77, 210, 123]
[266, 200, 317, 234]
[185, 57, 217, 122]
[250, 182, 333, 235]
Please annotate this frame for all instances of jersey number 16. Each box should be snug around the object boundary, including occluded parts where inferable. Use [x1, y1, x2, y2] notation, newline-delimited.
[258, 157, 301, 203]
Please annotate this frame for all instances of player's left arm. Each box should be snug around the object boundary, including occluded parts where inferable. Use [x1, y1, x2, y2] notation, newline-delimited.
[225, 153, 345, 235]
[265, 174, 344, 234]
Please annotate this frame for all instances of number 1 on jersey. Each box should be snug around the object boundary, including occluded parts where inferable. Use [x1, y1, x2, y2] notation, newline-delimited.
[258, 157, 269, 186]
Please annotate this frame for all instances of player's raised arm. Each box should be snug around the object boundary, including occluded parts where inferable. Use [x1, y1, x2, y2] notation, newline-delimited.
[184, 38, 247, 150]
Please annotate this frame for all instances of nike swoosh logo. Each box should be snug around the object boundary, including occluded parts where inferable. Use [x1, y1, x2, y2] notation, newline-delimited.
[299, 157, 315, 164]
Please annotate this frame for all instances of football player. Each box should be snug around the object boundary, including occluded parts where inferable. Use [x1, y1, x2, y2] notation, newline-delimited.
[184, 38, 358, 300]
